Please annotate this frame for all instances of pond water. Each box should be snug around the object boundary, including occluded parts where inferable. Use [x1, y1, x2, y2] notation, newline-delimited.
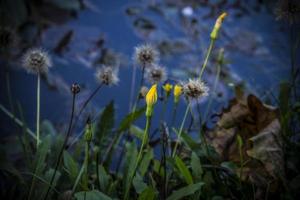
[0, 0, 292, 138]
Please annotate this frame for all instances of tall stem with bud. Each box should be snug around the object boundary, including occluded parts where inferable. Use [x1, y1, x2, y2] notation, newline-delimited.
[43, 84, 80, 200]
[36, 73, 41, 148]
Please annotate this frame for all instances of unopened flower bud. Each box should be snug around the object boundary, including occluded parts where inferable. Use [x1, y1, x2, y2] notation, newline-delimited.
[71, 83, 81, 94]
[84, 118, 93, 142]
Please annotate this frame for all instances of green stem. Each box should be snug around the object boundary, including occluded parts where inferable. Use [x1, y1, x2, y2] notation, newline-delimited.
[43, 93, 76, 200]
[96, 150, 101, 190]
[36, 74, 41, 148]
[83, 142, 90, 189]
[170, 102, 178, 127]
[172, 103, 190, 157]
[72, 164, 85, 193]
[71, 141, 90, 194]
[199, 39, 215, 79]
[124, 116, 151, 200]
[203, 58, 221, 124]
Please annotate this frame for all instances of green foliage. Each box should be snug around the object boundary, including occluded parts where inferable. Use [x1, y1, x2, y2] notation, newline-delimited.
[63, 151, 79, 182]
[166, 182, 205, 200]
[118, 106, 146, 132]
[96, 101, 115, 144]
[174, 156, 193, 185]
[138, 187, 156, 200]
[191, 152, 203, 180]
[74, 190, 112, 200]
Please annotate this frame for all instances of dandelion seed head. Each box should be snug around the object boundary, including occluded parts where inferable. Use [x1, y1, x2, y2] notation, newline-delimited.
[95, 66, 119, 86]
[183, 79, 209, 99]
[133, 44, 159, 66]
[22, 48, 52, 74]
[145, 64, 167, 84]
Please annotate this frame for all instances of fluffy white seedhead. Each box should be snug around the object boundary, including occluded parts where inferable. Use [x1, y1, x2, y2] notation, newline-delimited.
[95, 66, 119, 86]
[183, 79, 209, 99]
[145, 64, 167, 84]
[139, 86, 149, 99]
[22, 48, 52, 74]
[133, 44, 159, 67]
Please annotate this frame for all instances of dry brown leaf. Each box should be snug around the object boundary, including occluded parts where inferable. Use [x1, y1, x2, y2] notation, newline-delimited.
[207, 94, 283, 191]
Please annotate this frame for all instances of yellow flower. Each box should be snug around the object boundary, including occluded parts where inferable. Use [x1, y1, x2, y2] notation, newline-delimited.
[145, 84, 158, 117]
[174, 84, 183, 103]
[163, 83, 173, 97]
[146, 84, 158, 106]
[210, 12, 227, 40]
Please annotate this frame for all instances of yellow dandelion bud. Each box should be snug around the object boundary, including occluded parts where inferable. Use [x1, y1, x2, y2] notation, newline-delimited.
[163, 83, 173, 97]
[145, 84, 158, 117]
[210, 12, 227, 40]
[174, 84, 183, 103]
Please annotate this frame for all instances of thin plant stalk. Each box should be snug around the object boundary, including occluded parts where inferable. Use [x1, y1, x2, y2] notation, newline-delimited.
[77, 83, 103, 117]
[115, 64, 146, 173]
[128, 65, 137, 111]
[170, 102, 179, 127]
[96, 149, 101, 190]
[36, 73, 41, 147]
[199, 39, 215, 79]
[124, 116, 151, 200]
[202, 59, 221, 124]
[66, 83, 103, 149]
[158, 123, 168, 200]
[132, 64, 146, 111]
[0, 104, 36, 139]
[158, 95, 168, 199]
[172, 103, 190, 157]
[43, 93, 76, 200]
[83, 142, 90, 189]
[72, 162, 85, 194]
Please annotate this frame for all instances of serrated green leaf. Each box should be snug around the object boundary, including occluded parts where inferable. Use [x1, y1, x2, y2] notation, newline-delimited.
[35, 135, 51, 175]
[133, 173, 148, 194]
[138, 187, 156, 200]
[130, 125, 144, 141]
[96, 101, 114, 144]
[118, 106, 146, 132]
[74, 190, 112, 200]
[40, 168, 61, 197]
[173, 128, 201, 150]
[63, 151, 79, 182]
[124, 141, 138, 193]
[191, 152, 203, 180]
[98, 165, 110, 191]
[139, 148, 153, 177]
[175, 156, 193, 185]
[166, 182, 204, 200]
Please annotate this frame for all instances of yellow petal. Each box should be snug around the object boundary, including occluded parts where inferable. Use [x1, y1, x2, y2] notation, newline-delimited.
[174, 84, 183, 98]
[163, 83, 173, 93]
[146, 84, 158, 106]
